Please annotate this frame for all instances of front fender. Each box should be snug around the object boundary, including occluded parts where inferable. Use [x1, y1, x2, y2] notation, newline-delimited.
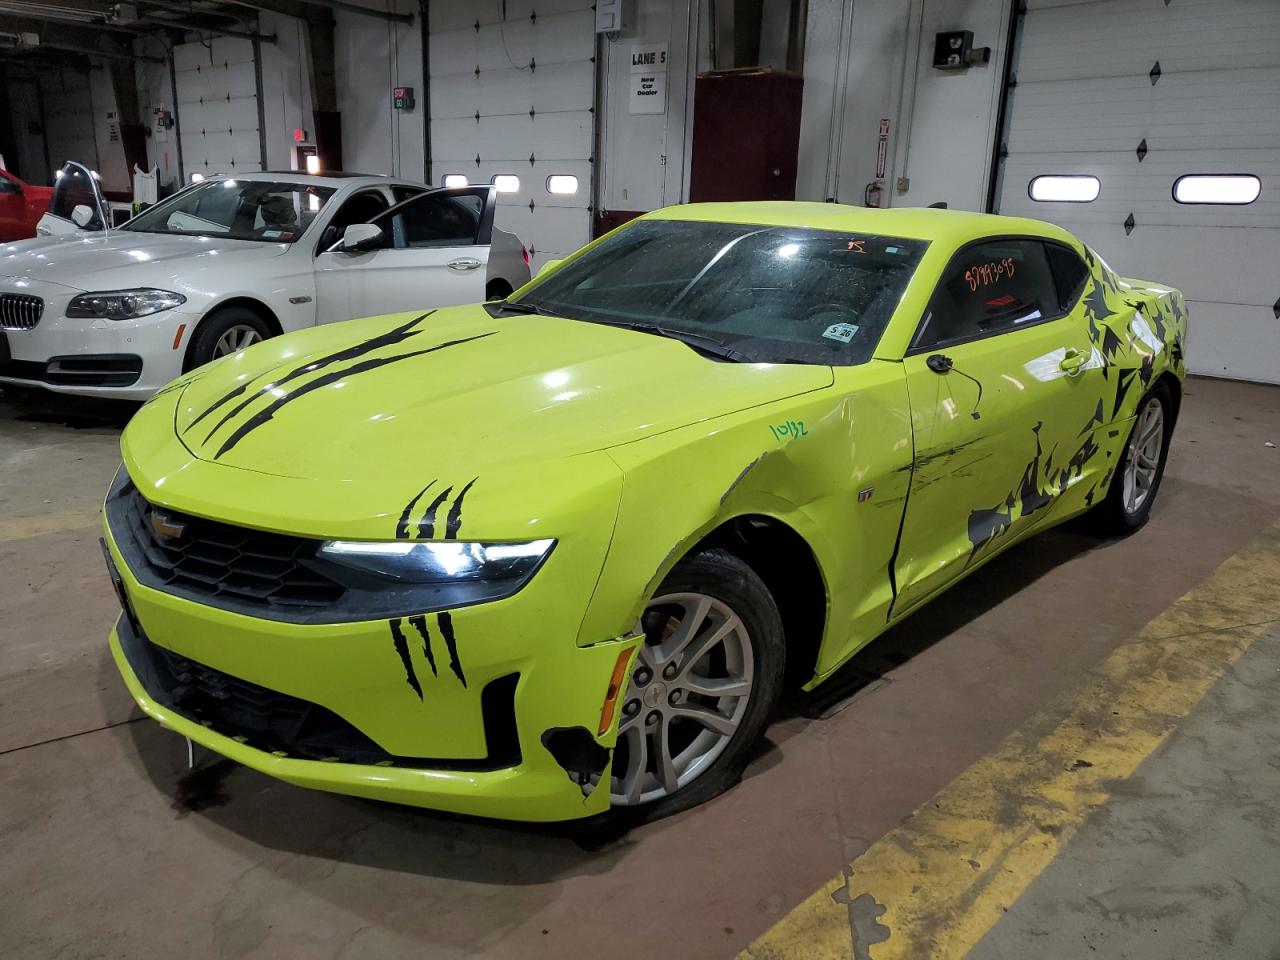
[577, 364, 914, 682]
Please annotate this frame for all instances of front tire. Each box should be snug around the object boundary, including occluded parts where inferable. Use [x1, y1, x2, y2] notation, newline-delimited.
[607, 548, 784, 820]
[1092, 383, 1173, 533]
[186, 307, 272, 371]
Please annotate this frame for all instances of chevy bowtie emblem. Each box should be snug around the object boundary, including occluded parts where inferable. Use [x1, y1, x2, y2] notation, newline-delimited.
[150, 511, 186, 542]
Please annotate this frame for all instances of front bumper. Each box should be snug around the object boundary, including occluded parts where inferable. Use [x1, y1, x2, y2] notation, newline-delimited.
[0, 303, 196, 400]
[102, 519, 641, 822]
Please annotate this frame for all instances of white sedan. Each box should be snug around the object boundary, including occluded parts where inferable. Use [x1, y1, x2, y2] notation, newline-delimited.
[0, 170, 530, 400]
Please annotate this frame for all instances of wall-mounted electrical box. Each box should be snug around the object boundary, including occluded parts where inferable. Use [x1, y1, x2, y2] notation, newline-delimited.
[596, 0, 629, 33]
[932, 30, 990, 69]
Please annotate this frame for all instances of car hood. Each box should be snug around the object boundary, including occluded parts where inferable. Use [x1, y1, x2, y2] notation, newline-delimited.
[0, 230, 289, 290]
[171, 305, 833, 482]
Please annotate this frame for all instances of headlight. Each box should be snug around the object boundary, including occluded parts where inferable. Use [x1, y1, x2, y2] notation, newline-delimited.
[67, 288, 186, 320]
[317, 539, 555, 584]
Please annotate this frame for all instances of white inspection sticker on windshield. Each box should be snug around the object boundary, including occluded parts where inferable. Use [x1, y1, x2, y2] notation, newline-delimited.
[822, 323, 859, 343]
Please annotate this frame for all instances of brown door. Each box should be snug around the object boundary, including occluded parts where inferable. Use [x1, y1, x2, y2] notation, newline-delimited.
[689, 69, 804, 203]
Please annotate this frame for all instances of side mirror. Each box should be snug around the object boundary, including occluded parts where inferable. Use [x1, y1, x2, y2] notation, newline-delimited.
[71, 204, 95, 228]
[339, 223, 383, 253]
[537, 258, 563, 277]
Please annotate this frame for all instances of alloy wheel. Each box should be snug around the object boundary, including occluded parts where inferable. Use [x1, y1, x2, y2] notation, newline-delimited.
[212, 325, 264, 358]
[1122, 396, 1164, 516]
[610, 591, 755, 806]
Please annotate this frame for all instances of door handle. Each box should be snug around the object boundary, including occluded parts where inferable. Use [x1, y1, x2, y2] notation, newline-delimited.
[1059, 348, 1087, 375]
[447, 257, 483, 271]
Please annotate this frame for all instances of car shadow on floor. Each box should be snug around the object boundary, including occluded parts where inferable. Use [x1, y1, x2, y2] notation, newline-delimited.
[783, 521, 1108, 720]
[0, 386, 139, 430]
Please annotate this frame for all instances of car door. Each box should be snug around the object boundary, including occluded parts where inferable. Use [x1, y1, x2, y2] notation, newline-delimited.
[0, 171, 26, 241]
[339, 186, 497, 315]
[35, 162, 108, 237]
[891, 236, 1106, 613]
[311, 188, 394, 323]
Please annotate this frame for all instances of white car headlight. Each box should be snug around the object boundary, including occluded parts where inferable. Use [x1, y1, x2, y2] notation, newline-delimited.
[317, 539, 556, 584]
[67, 288, 186, 320]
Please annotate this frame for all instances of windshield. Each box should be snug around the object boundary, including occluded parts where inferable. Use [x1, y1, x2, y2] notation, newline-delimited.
[514, 220, 927, 364]
[123, 179, 336, 243]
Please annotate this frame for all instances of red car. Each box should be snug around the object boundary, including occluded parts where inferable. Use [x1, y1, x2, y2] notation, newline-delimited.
[0, 168, 53, 242]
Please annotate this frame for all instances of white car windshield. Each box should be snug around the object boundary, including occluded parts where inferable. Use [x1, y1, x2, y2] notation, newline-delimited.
[123, 179, 336, 243]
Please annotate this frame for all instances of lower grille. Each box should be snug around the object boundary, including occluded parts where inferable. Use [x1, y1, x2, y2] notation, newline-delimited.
[0, 353, 142, 388]
[116, 614, 521, 770]
[0, 293, 43, 330]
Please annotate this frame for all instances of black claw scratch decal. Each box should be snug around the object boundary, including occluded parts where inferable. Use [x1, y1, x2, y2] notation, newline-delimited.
[417, 485, 454, 538]
[444, 478, 478, 540]
[396, 481, 436, 539]
[408, 614, 438, 677]
[438, 611, 468, 687]
[188, 311, 437, 435]
[389, 618, 424, 700]
[211, 334, 495, 458]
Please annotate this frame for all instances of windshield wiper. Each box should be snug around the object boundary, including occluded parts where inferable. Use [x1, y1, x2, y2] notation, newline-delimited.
[485, 299, 561, 318]
[598, 320, 754, 363]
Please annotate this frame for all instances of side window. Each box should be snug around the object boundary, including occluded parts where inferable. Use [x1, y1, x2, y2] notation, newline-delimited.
[318, 190, 390, 251]
[0, 175, 19, 195]
[914, 239, 1061, 349]
[391, 185, 426, 204]
[393, 193, 483, 248]
[1044, 243, 1090, 312]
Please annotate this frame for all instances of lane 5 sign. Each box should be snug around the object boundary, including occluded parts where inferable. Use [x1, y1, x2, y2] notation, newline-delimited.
[631, 47, 667, 70]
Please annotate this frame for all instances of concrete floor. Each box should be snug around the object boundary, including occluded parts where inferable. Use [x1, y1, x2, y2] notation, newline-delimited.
[1, 376, 1278, 959]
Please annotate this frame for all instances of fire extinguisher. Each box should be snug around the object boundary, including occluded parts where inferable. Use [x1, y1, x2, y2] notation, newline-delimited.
[864, 180, 884, 208]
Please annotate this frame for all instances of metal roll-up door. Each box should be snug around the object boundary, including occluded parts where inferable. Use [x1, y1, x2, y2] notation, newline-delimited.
[428, 0, 595, 269]
[994, 0, 1280, 384]
[174, 37, 264, 181]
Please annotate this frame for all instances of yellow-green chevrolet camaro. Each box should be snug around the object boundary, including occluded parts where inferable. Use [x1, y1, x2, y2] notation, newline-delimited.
[101, 203, 1187, 822]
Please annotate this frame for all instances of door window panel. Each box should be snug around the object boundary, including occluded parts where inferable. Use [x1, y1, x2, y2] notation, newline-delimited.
[318, 190, 390, 250]
[390, 193, 483, 248]
[1044, 243, 1090, 312]
[915, 239, 1061, 349]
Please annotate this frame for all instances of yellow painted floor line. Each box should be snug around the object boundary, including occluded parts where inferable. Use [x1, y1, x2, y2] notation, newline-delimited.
[0, 508, 101, 542]
[741, 520, 1280, 960]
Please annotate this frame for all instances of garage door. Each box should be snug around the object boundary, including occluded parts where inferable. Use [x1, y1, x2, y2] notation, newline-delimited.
[994, 0, 1280, 384]
[427, 0, 595, 270]
[174, 37, 264, 181]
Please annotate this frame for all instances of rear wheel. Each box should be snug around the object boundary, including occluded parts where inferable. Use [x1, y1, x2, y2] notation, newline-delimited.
[606, 548, 784, 820]
[1091, 383, 1173, 533]
[186, 307, 272, 371]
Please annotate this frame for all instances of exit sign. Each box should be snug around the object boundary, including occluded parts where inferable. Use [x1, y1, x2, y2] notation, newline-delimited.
[393, 86, 415, 110]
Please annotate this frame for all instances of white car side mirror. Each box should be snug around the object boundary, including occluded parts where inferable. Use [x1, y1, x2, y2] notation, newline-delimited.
[71, 204, 95, 228]
[537, 258, 563, 277]
[339, 223, 383, 253]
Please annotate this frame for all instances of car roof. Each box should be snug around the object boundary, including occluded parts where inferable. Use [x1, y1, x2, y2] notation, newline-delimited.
[642, 201, 1080, 248]
[199, 171, 419, 189]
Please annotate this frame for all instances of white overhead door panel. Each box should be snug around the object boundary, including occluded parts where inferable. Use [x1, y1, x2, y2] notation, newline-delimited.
[429, 0, 595, 268]
[995, 0, 1280, 384]
[174, 37, 263, 180]
[39, 69, 98, 173]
